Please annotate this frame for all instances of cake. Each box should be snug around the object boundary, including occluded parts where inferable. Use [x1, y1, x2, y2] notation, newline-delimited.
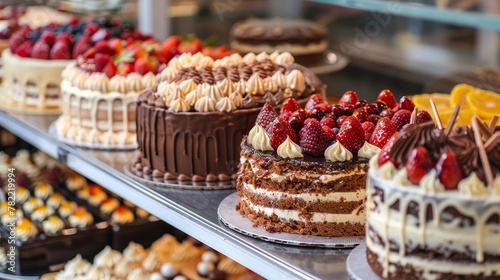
[235, 90, 434, 236]
[132, 51, 324, 183]
[366, 115, 500, 279]
[230, 18, 328, 65]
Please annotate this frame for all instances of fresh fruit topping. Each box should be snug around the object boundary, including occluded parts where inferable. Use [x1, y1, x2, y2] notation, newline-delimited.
[94, 53, 111, 72]
[178, 37, 203, 54]
[279, 110, 292, 121]
[256, 104, 278, 129]
[72, 36, 92, 58]
[15, 40, 33, 57]
[336, 115, 348, 127]
[391, 109, 412, 131]
[305, 93, 323, 111]
[280, 98, 301, 114]
[55, 32, 71, 44]
[369, 114, 382, 124]
[416, 110, 433, 123]
[377, 89, 398, 109]
[361, 121, 375, 134]
[117, 62, 134, 76]
[134, 57, 156, 75]
[310, 107, 326, 120]
[91, 28, 112, 43]
[399, 96, 415, 112]
[355, 100, 368, 108]
[364, 132, 372, 142]
[377, 132, 399, 166]
[40, 31, 55, 46]
[163, 35, 181, 48]
[338, 91, 359, 106]
[352, 107, 369, 123]
[336, 116, 365, 154]
[320, 117, 336, 128]
[299, 118, 328, 156]
[369, 117, 396, 148]
[331, 104, 344, 117]
[9, 27, 30, 52]
[322, 126, 336, 142]
[405, 146, 434, 185]
[49, 39, 71, 59]
[380, 109, 394, 119]
[95, 41, 114, 55]
[269, 118, 298, 150]
[288, 109, 307, 132]
[436, 152, 463, 190]
[102, 59, 117, 78]
[31, 39, 50, 59]
[365, 104, 379, 114]
[314, 103, 332, 113]
[84, 23, 99, 36]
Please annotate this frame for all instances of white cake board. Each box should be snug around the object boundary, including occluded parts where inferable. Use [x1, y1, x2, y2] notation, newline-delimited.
[218, 193, 364, 248]
[346, 242, 382, 280]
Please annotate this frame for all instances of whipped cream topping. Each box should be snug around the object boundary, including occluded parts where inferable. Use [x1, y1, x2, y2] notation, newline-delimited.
[170, 98, 191, 112]
[142, 72, 158, 89]
[203, 84, 224, 102]
[458, 172, 488, 196]
[111, 207, 135, 224]
[126, 73, 143, 92]
[194, 96, 216, 112]
[31, 205, 54, 222]
[324, 141, 352, 162]
[277, 136, 303, 159]
[100, 197, 120, 214]
[217, 78, 235, 95]
[12, 150, 40, 178]
[86, 73, 109, 92]
[114, 260, 139, 279]
[87, 266, 113, 280]
[256, 51, 270, 61]
[94, 246, 122, 269]
[246, 73, 266, 95]
[34, 181, 54, 200]
[229, 92, 243, 107]
[378, 161, 396, 180]
[171, 241, 201, 262]
[58, 201, 77, 218]
[68, 208, 93, 229]
[179, 78, 197, 94]
[286, 69, 306, 92]
[64, 254, 91, 276]
[88, 190, 107, 206]
[247, 124, 273, 151]
[42, 215, 65, 235]
[216, 97, 237, 112]
[217, 258, 247, 276]
[420, 169, 445, 193]
[109, 75, 127, 92]
[275, 51, 295, 65]
[151, 234, 179, 254]
[127, 268, 150, 280]
[33, 150, 59, 168]
[17, 217, 38, 241]
[23, 197, 43, 214]
[66, 174, 87, 191]
[491, 176, 500, 195]
[358, 141, 381, 158]
[16, 186, 30, 204]
[242, 52, 257, 64]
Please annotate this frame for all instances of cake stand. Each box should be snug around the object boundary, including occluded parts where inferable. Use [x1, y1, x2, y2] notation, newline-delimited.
[309, 50, 349, 75]
[346, 242, 382, 280]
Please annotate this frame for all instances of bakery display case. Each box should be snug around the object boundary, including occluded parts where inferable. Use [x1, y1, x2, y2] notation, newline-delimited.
[0, 0, 499, 279]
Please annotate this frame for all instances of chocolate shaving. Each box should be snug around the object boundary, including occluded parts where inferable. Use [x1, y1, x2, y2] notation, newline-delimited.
[429, 99, 443, 129]
[444, 104, 461, 137]
[472, 116, 493, 186]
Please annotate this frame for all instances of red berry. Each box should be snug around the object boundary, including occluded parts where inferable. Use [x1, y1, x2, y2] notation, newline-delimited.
[69, 16, 80, 27]
[102, 59, 117, 78]
[14, 40, 33, 57]
[31, 39, 50, 59]
[268, 118, 298, 150]
[416, 110, 433, 123]
[320, 117, 336, 128]
[134, 57, 157, 75]
[336, 116, 365, 154]
[91, 28, 112, 43]
[163, 35, 181, 48]
[9, 27, 30, 52]
[94, 53, 111, 72]
[352, 107, 369, 123]
[279, 110, 292, 121]
[84, 23, 99, 36]
[377, 132, 399, 166]
[40, 31, 55, 46]
[117, 62, 134, 76]
[369, 117, 397, 148]
[355, 100, 368, 108]
[405, 146, 434, 185]
[391, 109, 412, 131]
[310, 107, 326, 120]
[364, 132, 372, 142]
[377, 89, 398, 109]
[256, 103, 278, 129]
[288, 109, 307, 132]
[55, 32, 71, 44]
[49, 39, 71, 59]
[280, 98, 301, 114]
[362, 121, 375, 134]
[299, 118, 328, 156]
[178, 38, 203, 54]
[399, 96, 415, 112]
[305, 94, 323, 111]
[331, 104, 344, 117]
[314, 103, 332, 113]
[365, 104, 379, 114]
[343, 104, 355, 115]
[338, 91, 359, 106]
[322, 126, 336, 142]
[369, 114, 382, 124]
[336, 115, 348, 127]
[72, 36, 92, 58]
[380, 109, 394, 119]
[83, 47, 96, 59]
[95, 41, 113, 55]
[436, 152, 463, 190]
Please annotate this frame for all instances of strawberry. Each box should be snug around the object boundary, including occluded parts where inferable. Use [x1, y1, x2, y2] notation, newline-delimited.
[380, 109, 394, 119]
[299, 118, 328, 156]
[280, 98, 301, 114]
[377, 89, 398, 109]
[288, 109, 307, 132]
[352, 107, 369, 123]
[31, 38, 50, 59]
[125, 42, 146, 59]
[50, 39, 71, 59]
[163, 35, 181, 48]
[117, 62, 134, 75]
[436, 152, 463, 189]
[84, 23, 99, 36]
[268, 118, 298, 150]
[338, 91, 359, 106]
[369, 114, 382, 124]
[320, 117, 336, 128]
[55, 32, 71, 44]
[279, 110, 292, 121]
[405, 146, 434, 185]
[399, 96, 415, 112]
[9, 27, 30, 52]
[336, 115, 348, 127]
[391, 109, 412, 131]
[416, 110, 433, 123]
[14, 40, 32, 57]
[305, 94, 323, 111]
[377, 132, 399, 166]
[72, 36, 92, 58]
[361, 121, 375, 134]
[364, 132, 372, 142]
[322, 126, 336, 142]
[178, 38, 203, 54]
[83, 47, 96, 59]
[336, 116, 365, 154]
[156, 44, 178, 64]
[102, 60, 117, 78]
[40, 31, 55, 46]
[68, 16, 79, 27]
[134, 57, 156, 75]
[95, 41, 114, 55]
[314, 103, 332, 113]
[95, 53, 111, 72]
[256, 103, 278, 129]
[355, 100, 368, 108]
[331, 104, 344, 117]
[369, 117, 397, 148]
[108, 38, 123, 54]
[91, 28, 112, 43]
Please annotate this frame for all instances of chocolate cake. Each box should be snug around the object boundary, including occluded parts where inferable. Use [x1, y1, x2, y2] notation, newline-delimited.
[230, 18, 328, 65]
[366, 119, 500, 279]
[132, 52, 324, 183]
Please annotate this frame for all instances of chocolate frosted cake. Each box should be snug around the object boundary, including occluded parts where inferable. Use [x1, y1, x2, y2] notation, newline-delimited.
[366, 119, 500, 279]
[230, 18, 328, 65]
[132, 52, 324, 183]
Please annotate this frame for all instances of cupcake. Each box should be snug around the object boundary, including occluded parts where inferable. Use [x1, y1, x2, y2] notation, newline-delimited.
[58, 201, 77, 218]
[100, 197, 119, 215]
[34, 181, 53, 200]
[42, 215, 65, 235]
[68, 207, 93, 229]
[66, 174, 87, 191]
[11, 150, 39, 178]
[17, 217, 38, 241]
[23, 196, 43, 214]
[88, 184, 107, 206]
[15, 186, 30, 204]
[93, 245, 122, 269]
[30, 205, 55, 223]
[46, 192, 66, 209]
[122, 242, 146, 264]
[76, 185, 90, 200]
[113, 259, 140, 279]
[111, 206, 135, 224]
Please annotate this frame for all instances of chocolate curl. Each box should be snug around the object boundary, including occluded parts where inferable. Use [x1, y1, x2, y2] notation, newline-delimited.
[472, 116, 493, 186]
[410, 107, 418, 124]
[429, 99, 443, 129]
[444, 104, 461, 137]
[488, 115, 499, 133]
[485, 132, 500, 153]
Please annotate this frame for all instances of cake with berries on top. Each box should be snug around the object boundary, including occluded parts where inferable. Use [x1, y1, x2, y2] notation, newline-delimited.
[131, 51, 324, 183]
[235, 89, 434, 237]
[1, 17, 148, 112]
[366, 112, 500, 279]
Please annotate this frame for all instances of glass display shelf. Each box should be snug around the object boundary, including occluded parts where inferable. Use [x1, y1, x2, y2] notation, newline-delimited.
[0, 110, 352, 280]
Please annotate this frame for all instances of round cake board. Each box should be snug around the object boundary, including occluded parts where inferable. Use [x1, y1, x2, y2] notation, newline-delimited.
[124, 155, 236, 190]
[48, 121, 138, 151]
[309, 50, 349, 75]
[0, 92, 62, 115]
[218, 193, 364, 248]
[346, 242, 382, 280]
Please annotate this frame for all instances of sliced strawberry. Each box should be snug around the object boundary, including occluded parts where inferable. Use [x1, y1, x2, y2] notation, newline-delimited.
[391, 109, 412, 131]
[416, 110, 433, 123]
[399, 96, 415, 112]
[305, 94, 323, 111]
[108, 38, 123, 54]
[377, 89, 398, 109]
[320, 117, 336, 128]
[49, 39, 71, 59]
[336, 115, 348, 127]
[31, 39, 50, 59]
[102, 60, 117, 78]
[72, 36, 92, 58]
[256, 103, 278, 129]
[352, 107, 369, 123]
[268, 117, 298, 150]
[299, 118, 328, 156]
[83, 47, 96, 59]
[94, 53, 110, 72]
[322, 126, 336, 143]
[134, 57, 156, 75]
[361, 121, 375, 134]
[405, 146, 434, 185]
[336, 116, 365, 154]
[377, 132, 399, 166]
[338, 90, 359, 106]
[14, 40, 33, 57]
[369, 117, 397, 148]
[280, 98, 301, 114]
[436, 151, 463, 190]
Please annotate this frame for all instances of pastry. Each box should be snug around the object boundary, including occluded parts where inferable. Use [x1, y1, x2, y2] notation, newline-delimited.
[66, 174, 87, 191]
[68, 206, 93, 229]
[15, 185, 29, 204]
[58, 200, 77, 218]
[122, 241, 146, 264]
[34, 181, 53, 200]
[42, 215, 65, 235]
[93, 245, 122, 269]
[87, 184, 107, 206]
[46, 192, 66, 209]
[16, 217, 38, 241]
[111, 205, 135, 224]
[30, 205, 54, 223]
[100, 197, 120, 215]
[22, 196, 42, 214]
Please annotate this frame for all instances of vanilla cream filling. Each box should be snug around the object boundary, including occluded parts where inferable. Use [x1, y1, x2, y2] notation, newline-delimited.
[231, 41, 327, 55]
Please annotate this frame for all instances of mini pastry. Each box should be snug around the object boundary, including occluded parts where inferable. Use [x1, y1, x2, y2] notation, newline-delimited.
[17, 217, 38, 241]
[217, 258, 247, 276]
[76, 185, 90, 200]
[15, 186, 30, 204]
[0, 201, 8, 216]
[62, 254, 91, 276]
[42, 215, 65, 235]
[136, 207, 150, 219]
[100, 197, 120, 215]
[22, 196, 43, 214]
[170, 240, 201, 262]
[142, 252, 161, 272]
[66, 174, 87, 191]
[197, 261, 215, 277]
[11, 150, 40, 178]
[30, 205, 55, 222]
[160, 263, 179, 279]
[88, 184, 107, 206]
[111, 205, 135, 224]
[128, 268, 151, 280]
[68, 207, 93, 229]
[58, 200, 76, 218]
[33, 150, 59, 169]
[1, 208, 22, 226]
[123, 242, 146, 263]
[87, 265, 113, 280]
[34, 181, 53, 200]
[151, 234, 179, 255]
[46, 192, 66, 209]
[93, 245, 122, 269]
[114, 259, 140, 279]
